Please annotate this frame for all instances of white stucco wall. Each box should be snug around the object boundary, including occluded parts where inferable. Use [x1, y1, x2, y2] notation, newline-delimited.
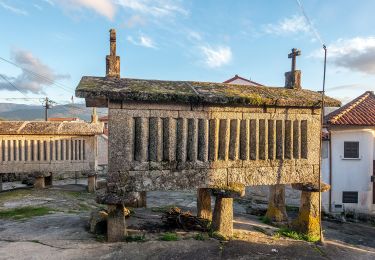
[325, 128, 375, 213]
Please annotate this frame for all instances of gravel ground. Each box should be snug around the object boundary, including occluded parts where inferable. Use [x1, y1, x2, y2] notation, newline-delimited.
[0, 184, 374, 260]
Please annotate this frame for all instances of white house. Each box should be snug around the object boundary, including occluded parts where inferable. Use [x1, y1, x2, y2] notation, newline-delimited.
[323, 91, 375, 214]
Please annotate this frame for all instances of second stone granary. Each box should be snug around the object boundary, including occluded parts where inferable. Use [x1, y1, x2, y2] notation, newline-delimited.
[76, 29, 340, 240]
[0, 120, 103, 190]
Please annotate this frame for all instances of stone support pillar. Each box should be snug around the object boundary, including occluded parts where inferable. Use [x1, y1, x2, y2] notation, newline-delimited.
[291, 182, 330, 239]
[209, 183, 245, 238]
[107, 204, 126, 242]
[197, 188, 212, 220]
[265, 184, 288, 222]
[34, 177, 45, 189]
[87, 174, 97, 193]
[212, 196, 233, 237]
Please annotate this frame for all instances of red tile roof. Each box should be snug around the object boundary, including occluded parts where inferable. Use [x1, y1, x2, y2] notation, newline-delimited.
[325, 91, 375, 126]
[99, 115, 108, 121]
[223, 74, 263, 86]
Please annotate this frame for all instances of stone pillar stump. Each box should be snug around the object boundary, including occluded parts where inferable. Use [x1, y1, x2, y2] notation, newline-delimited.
[212, 196, 233, 237]
[291, 182, 330, 239]
[34, 177, 45, 189]
[209, 183, 245, 238]
[87, 174, 97, 193]
[197, 188, 212, 220]
[107, 204, 126, 242]
[265, 184, 288, 222]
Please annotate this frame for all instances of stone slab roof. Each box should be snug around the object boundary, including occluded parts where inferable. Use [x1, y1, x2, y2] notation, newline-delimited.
[0, 121, 104, 136]
[325, 91, 375, 126]
[75, 76, 341, 108]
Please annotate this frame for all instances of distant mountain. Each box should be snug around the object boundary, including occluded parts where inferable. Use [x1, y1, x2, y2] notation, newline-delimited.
[0, 103, 107, 121]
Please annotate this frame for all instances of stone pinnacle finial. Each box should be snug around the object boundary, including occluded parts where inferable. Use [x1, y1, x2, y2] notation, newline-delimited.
[91, 107, 98, 123]
[106, 28, 120, 78]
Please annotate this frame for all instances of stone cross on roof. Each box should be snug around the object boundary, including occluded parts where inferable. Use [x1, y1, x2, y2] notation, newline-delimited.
[288, 48, 301, 72]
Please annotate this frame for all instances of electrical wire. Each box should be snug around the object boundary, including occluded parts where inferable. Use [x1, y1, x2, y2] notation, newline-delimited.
[296, 0, 324, 46]
[0, 74, 28, 98]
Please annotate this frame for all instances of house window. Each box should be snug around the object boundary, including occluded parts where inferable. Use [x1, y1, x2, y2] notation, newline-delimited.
[344, 141, 359, 158]
[343, 191, 358, 203]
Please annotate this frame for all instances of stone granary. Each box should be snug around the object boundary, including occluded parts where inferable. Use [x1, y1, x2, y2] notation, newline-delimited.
[75, 29, 341, 241]
[0, 121, 103, 191]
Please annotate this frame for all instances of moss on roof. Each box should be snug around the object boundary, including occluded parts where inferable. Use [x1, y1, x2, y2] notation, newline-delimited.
[75, 76, 341, 108]
[0, 121, 103, 135]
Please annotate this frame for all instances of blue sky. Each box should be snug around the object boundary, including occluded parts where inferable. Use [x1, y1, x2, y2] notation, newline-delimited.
[0, 0, 375, 106]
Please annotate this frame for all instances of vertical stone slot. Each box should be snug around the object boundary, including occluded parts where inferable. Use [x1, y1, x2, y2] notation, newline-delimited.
[43, 141, 47, 161]
[301, 120, 308, 159]
[1, 140, 4, 161]
[239, 120, 249, 160]
[70, 140, 73, 160]
[276, 120, 283, 159]
[134, 117, 149, 162]
[198, 119, 208, 162]
[66, 140, 70, 161]
[187, 118, 197, 162]
[60, 140, 64, 160]
[82, 140, 86, 160]
[7, 140, 11, 161]
[259, 119, 266, 160]
[293, 120, 300, 159]
[162, 118, 176, 162]
[249, 119, 257, 160]
[284, 120, 292, 159]
[229, 119, 239, 160]
[18, 140, 22, 161]
[37, 140, 41, 161]
[13, 140, 17, 161]
[149, 117, 163, 162]
[218, 119, 229, 161]
[50, 141, 54, 161]
[268, 120, 274, 160]
[208, 119, 218, 161]
[176, 118, 187, 162]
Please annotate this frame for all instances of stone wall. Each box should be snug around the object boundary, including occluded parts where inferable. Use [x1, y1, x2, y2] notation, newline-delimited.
[107, 101, 321, 195]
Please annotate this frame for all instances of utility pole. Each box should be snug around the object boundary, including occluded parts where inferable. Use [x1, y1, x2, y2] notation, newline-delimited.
[43, 97, 53, 121]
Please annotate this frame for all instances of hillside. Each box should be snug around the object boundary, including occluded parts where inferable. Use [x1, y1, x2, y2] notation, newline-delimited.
[0, 103, 107, 121]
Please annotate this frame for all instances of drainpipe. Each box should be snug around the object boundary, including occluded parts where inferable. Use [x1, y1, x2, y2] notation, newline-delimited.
[328, 130, 332, 212]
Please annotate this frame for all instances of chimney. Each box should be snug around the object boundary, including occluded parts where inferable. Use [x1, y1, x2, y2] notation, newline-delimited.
[285, 48, 301, 90]
[106, 29, 120, 78]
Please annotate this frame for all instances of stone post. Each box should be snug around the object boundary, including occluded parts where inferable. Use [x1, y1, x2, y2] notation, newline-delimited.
[107, 204, 126, 242]
[209, 183, 245, 238]
[197, 188, 212, 220]
[265, 184, 288, 222]
[212, 196, 233, 237]
[87, 173, 97, 193]
[291, 182, 330, 239]
[34, 177, 45, 189]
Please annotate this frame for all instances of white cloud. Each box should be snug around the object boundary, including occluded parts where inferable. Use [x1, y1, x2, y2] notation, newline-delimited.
[187, 31, 202, 41]
[0, 1, 28, 15]
[122, 15, 146, 28]
[127, 35, 157, 49]
[0, 49, 70, 94]
[311, 37, 375, 74]
[200, 45, 232, 68]
[263, 15, 309, 35]
[55, 0, 116, 20]
[33, 4, 43, 10]
[117, 0, 188, 17]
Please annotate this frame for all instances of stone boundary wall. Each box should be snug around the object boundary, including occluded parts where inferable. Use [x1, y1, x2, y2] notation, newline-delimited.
[107, 101, 321, 194]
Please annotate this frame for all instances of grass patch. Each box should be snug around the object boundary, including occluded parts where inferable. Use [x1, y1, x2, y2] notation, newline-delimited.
[150, 205, 177, 213]
[275, 228, 319, 242]
[0, 206, 54, 220]
[0, 189, 32, 203]
[78, 203, 91, 211]
[286, 205, 299, 212]
[193, 233, 208, 241]
[209, 230, 228, 241]
[124, 234, 147, 243]
[159, 232, 179, 241]
[259, 216, 272, 225]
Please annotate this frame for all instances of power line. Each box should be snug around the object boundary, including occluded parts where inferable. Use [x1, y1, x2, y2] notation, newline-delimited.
[296, 0, 324, 46]
[0, 56, 74, 94]
[0, 74, 28, 98]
